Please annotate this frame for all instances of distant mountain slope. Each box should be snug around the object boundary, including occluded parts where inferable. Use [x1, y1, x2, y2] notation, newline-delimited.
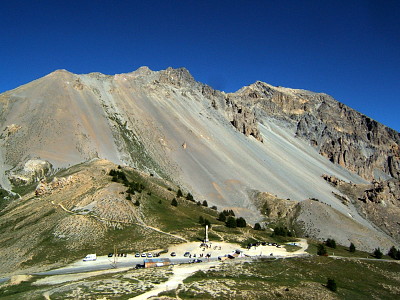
[0, 67, 398, 242]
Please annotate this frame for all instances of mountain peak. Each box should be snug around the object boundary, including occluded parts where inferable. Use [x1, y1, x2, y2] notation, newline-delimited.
[158, 67, 196, 86]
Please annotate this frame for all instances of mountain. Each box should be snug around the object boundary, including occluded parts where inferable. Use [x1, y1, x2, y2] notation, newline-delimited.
[0, 67, 399, 252]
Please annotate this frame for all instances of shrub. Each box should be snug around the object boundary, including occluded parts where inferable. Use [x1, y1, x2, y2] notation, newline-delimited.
[134, 200, 140, 206]
[202, 200, 208, 207]
[226, 216, 237, 228]
[186, 193, 194, 201]
[199, 216, 204, 225]
[204, 218, 211, 228]
[126, 195, 132, 200]
[326, 278, 337, 292]
[326, 238, 337, 249]
[317, 244, 327, 256]
[349, 242, 356, 253]
[373, 247, 383, 259]
[272, 226, 291, 237]
[211, 205, 217, 210]
[171, 198, 178, 207]
[254, 223, 262, 230]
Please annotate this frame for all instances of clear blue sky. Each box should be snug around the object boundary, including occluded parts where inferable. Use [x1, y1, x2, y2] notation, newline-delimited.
[1, 0, 399, 131]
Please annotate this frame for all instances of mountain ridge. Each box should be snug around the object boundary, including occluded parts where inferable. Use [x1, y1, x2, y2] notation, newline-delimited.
[0, 66, 399, 250]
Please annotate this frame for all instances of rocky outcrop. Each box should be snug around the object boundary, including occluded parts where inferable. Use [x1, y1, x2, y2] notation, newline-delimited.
[225, 97, 263, 142]
[233, 81, 400, 181]
[9, 159, 52, 186]
[323, 174, 400, 243]
[35, 176, 74, 196]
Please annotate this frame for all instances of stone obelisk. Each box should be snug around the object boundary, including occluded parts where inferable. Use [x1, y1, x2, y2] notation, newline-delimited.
[205, 225, 209, 243]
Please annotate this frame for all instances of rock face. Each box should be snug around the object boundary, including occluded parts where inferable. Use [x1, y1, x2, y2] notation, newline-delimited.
[232, 81, 400, 181]
[8, 159, 52, 186]
[323, 174, 400, 244]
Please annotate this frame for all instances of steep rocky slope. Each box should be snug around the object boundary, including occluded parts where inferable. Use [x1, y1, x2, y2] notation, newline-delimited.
[232, 81, 400, 181]
[0, 67, 399, 250]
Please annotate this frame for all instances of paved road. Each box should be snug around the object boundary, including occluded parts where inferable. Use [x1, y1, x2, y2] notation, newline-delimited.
[34, 256, 217, 276]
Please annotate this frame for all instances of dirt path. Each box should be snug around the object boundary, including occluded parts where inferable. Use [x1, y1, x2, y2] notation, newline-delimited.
[52, 200, 188, 243]
[130, 261, 220, 300]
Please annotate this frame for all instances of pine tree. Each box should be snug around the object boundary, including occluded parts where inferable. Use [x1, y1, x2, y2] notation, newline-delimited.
[317, 244, 327, 256]
[186, 192, 194, 201]
[254, 223, 262, 230]
[171, 198, 178, 207]
[373, 247, 383, 259]
[388, 246, 397, 259]
[202, 200, 208, 207]
[236, 217, 247, 228]
[349, 242, 356, 253]
[217, 212, 226, 222]
[326, 238, 337, 249]
[226, 216, 237, 228]
[326, 278, 337, 292]
[177, 189, 183, 198]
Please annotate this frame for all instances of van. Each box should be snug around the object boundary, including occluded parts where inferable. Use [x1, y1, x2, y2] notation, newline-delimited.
[83, 254, 97, 261]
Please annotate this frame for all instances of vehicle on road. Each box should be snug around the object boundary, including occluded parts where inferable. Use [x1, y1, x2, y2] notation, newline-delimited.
[83, 254, 97, 261]
[170, 252, 176, 257]
[141, 253, 147, 257]
[147, 253, 153, 258]
[184, 252, 190, 257]
[108, 253, 113, 257]
[135, 264, 144, 269]
[135, 253, 140, 257]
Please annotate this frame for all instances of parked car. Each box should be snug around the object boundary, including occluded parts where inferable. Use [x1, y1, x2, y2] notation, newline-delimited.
[184, 252, 190, 257]
[170, 252, 176, 257]
[141, 253, 147, 257]
[135, 264, 144, 269]
[108, 253, 113, 257]
[135, 253, 140, 257]
[147, 253, 153, 258]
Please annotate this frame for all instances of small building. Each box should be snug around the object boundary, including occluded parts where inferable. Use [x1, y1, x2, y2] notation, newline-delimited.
[143, 258, 171, 268]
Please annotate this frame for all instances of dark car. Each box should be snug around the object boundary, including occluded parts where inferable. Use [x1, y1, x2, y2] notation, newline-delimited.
[184, 252, 190, 257]
[170, 252, 176, 257]
[135, 264, 144, 269]
[108, 253, 113, 257]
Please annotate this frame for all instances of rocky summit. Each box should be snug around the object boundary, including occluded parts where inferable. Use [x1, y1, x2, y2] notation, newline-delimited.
[0, 66, 399, 252]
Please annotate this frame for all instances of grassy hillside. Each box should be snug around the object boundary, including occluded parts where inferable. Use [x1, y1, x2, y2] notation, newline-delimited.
[169, 257, 400, 299]
[0, 159, 281, 277]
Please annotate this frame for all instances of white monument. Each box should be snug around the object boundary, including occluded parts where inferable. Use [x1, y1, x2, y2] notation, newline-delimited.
[204, 224, 209, 243]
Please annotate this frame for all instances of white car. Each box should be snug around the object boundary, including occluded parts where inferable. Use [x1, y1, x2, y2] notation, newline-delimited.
[147, 253, 153, 258]
[83, 254, 97, 261]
